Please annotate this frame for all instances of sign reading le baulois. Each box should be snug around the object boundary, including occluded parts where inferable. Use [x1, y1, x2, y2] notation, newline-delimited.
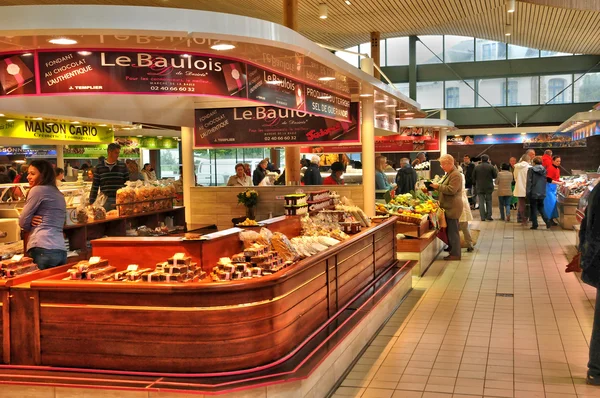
[0, 118, 114, 143]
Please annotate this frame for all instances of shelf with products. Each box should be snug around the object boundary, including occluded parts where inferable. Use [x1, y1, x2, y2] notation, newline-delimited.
[12, 213, 398, 373]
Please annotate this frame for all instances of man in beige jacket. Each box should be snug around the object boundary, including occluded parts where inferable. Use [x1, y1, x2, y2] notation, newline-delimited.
[431, 154, 464, 261]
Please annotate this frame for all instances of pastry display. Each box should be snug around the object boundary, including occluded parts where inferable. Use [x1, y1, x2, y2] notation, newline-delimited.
[284, 204, 308, 215]
[284, 193, 307, 206]
[0, 256, 39, 278]
[306, 190, 330, 202]
[116, 181, 176, 216]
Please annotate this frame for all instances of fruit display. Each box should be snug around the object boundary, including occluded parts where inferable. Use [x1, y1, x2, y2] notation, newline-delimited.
[377, 190, 439, 225]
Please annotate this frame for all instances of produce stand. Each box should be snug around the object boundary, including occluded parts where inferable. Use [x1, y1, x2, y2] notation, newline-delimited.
[396, 230, 443, 277]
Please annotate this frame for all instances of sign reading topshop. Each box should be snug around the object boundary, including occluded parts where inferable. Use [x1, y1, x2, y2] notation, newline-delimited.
[194, 102, 359, 147]
[1, 50, 352, 122]
[0, 118, 114, 144]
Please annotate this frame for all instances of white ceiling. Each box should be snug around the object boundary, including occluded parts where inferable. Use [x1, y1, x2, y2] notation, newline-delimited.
[2, 0, 600, 53]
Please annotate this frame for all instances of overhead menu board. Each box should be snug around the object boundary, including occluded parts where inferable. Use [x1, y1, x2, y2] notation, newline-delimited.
[0, 50, 353, 122]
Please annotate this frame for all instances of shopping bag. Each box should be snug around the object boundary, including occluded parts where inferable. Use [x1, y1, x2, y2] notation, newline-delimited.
[544, 183, 559, 219]
[437, 208, 447, 229]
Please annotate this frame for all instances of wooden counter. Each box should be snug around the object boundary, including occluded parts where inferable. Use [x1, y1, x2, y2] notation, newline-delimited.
[0, 264, 72, 365]
[19, 216, 397, 373]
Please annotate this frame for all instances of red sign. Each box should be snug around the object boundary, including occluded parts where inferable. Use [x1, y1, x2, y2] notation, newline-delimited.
[301, 131, 440, 153]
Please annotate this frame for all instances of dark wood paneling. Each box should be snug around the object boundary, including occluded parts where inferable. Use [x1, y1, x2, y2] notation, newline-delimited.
[9, 289, 40, 365]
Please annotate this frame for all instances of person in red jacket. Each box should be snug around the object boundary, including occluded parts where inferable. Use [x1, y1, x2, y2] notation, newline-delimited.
[546, 155, 562, 183]
[542, 149, 553, 170]
[323, 162, 345, 185]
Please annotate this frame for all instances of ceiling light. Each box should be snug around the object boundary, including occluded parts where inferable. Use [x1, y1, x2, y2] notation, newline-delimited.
[210, 43, 236, 51]
[375, 114, 387, 117]
[49, 37, 78, 45]
[319, 3, 328, 19]
[47, 123, 54, 126]
[22, 53, 32, 57]
[589, 109, 593, 112]
[506, 0, 516, 13]
[521, 132, 526, 135]
[404, 112, 415, 116]
[385, 104, 396, 108]
[454, 135, 461, 137]
[395, 118, 401, 120]
[397, 108, 408, 112]
[318, 76, 335, 81]
[374, 99, 386, 103]
[505, 25, 513, 36]
[157, 136, 163, 139]
[0, 114, 4, 117]
[78, 51, 92, 56]
[136, 135, 143, 138]
[98, 124, 107, 127]
[359, 93, 373, 97]
[317, 95, 332, 100]
[72, 121, 80, 124]
[403, 117, 414, 120]
[6, 119, 14, 122]
[582, 120, 590, 122]
[181, 54, 191, 58]
[345, 0, 351, 4]
[33, 117, 43, 120]
[487, 133, 493, 136]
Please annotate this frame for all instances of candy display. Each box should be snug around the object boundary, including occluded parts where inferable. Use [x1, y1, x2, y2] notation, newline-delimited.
[116, 181, 176, 216]
[284, 193, 307, 206]
[0, 256, 39, 278]
[307, 190, 330, 202]
[65, 254, 205, 283]
[284, 204, 309, 215]
[211, 243, 291, 282]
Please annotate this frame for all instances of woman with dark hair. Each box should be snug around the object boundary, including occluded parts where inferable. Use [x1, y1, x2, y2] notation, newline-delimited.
[141, 163, 157, 182]
[18, 160, 67, 269]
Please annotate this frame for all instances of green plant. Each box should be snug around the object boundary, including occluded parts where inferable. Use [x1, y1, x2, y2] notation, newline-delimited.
[237, 189, 259, 208]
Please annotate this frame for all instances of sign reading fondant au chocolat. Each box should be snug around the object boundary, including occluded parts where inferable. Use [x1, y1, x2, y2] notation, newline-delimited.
[194, 102, 359, 148]
[0, 53, 36, 96]
[247, 64, 304, 110]
[305, 85, 351, 121]
[37, 51, 247, 97]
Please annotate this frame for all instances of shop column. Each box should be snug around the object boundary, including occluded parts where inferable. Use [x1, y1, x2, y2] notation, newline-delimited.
[439, 110, 448, 156]
[361, 58, 376, 217]
[409, 36, 417, 101]
[283, 0, 301, 184]
[56, 145, 64, 169]
[181, 127, 195, 229]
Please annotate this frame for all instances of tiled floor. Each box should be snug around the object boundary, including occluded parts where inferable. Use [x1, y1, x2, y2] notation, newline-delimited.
[332, 212, 600, 398]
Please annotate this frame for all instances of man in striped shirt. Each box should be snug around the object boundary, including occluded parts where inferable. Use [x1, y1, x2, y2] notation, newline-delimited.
[89, 143, 129, 211]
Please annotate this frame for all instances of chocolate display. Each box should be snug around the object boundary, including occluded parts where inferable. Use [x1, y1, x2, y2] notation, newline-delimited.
[0, 256, 39, 278]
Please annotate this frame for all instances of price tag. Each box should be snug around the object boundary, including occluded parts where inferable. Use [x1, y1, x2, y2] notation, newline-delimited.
[11, 254, 24, 261]
[173, 253, 185, 259]
[89, 256, 101, 264]
[126, 264, 139, 271]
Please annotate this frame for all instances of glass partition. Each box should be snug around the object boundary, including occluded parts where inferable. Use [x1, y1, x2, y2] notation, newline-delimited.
[445, 36, 475, 63]
[386, 37, 410, 66]
[416, 81, 444, 108]
[476, 78, 506, 107]
[540, 74, 573, 104]
[508, 44, 540, 59]
[574, 72, 600, 103]
[416, 36, 443, 64]
[476, 39, 506, 61]
[445, 80, 475, 108]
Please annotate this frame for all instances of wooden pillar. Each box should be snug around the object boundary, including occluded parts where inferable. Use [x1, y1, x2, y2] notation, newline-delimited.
[181, 127, 195, 229]
[371, 32, 381, 80]
[284, 0, 301, 184]
[361, 58, 376, 217]
[269, 148, 280, 169]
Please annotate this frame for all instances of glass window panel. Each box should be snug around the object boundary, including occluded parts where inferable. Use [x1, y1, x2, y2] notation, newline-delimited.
[416, 35, 443, 64]
[540, 74, 572, 104]
[386, 37, 409, 66]
[574, 72, 600, 103]
[541, 50, 572, 57]
[445, 80, 475, 108]
[445, 35, 474, 63]
[416, 81, 443, 109]
[476, 78, 506, 107]
[475, 39, 506, 61]
[159, 149, 180, 179]
[506, 76, 539, 105]
[336, 46, 359, 68]
[380, 39, 386, 67]
[508, 44, 540, 59]
[392, 82, 410, 97]
[359, 42, 371, 58]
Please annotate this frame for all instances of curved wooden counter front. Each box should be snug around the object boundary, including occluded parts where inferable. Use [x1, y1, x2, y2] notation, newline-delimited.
[26, 216, 398, 373]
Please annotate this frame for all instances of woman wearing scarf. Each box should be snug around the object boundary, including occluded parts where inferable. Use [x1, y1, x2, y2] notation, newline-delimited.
[323, 162, 345, 185]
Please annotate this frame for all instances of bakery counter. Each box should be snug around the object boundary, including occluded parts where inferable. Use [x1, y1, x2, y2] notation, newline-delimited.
[20, 216, 398, 373]
[1, 264, 72, 365]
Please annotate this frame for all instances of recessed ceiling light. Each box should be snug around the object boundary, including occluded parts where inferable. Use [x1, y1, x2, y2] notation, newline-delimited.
[454, 135, 461, 137]
[505, 25, 513, 36]
[6, 119, 14, 122]
[210, 43, 235, 51]
[521, 132, 526, 135]
[318, 76, 335, 81]
[0, 114, 4, 117]
[136, 135, 143, 138]
[404, 112, 415, 116]
[317, 95, 332, 100]
[319, 3, 328, 19]
[506, 0, 516, 13]
[72, 121, 80, 124]
[359, 93, 373, 97]
[375, 114, 387, 117]
[49, 37, 78, 45]
[385, 104, 396, 108]
[22, 53, 32, 56]
[78, 51, 92, 56]
[157, 136, 163, 138]
[403, 117, 413, 120]
[98, 124, 107, 127]
[397, 108, 408, 112]
[33, 117, 43, 120]
[487, 133, 493, 136]
[345, 0, 351, 4]
[374, 99, 386, 103]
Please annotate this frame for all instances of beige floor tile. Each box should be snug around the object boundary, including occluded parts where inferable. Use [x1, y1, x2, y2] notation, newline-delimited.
[361, 388, 395, 398]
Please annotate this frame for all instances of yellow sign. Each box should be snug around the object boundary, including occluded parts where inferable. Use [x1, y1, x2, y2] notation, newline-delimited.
[0, 118, 114, 144]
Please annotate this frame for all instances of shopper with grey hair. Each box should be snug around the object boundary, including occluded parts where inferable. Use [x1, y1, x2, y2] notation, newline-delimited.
[431, 154, 463, 261]
[303, 155, 323, 185]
